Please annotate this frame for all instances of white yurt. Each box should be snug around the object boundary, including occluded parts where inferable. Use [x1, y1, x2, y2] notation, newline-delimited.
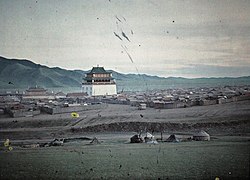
[144, 132, 158, 144]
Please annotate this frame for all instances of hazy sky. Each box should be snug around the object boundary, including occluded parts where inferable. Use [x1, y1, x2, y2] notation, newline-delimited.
[0, 0, 250, 78]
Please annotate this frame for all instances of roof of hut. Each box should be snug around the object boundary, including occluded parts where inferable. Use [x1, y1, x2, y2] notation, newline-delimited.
[166, 134, 180, 142]
[90, 137, 100, 144]
[193, 130, 210, 137]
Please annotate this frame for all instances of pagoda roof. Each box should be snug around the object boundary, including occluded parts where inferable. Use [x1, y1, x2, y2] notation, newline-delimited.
[26, 87, 47, 92]
[88, 67, 110, 74]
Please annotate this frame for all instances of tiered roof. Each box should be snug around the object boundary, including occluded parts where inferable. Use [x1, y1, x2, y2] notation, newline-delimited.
[88, 67, 110, 74]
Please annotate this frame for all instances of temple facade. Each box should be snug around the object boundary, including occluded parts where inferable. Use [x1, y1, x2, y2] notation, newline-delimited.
[82, 67, 117, 96]
[23, 86, 54, 100]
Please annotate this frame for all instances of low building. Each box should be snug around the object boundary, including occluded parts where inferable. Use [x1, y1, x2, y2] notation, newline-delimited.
[41, 104, 103, 115]
[23, 87, 55, 100]
[25, 87, 47, 96]
[138, 103, 146, 110]
[153, 101, 176, 109]
[55, 92, 66, 99]
[7, 107, 40, 118]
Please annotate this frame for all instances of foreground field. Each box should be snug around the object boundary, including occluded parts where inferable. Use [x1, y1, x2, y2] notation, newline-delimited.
[0, 134, 249, 179]
[0, 100, 250, 179]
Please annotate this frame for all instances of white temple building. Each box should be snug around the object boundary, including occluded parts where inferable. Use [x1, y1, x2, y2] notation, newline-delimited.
[82, 66, 117, 96]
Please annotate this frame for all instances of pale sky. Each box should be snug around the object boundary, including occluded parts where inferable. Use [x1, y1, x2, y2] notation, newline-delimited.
[0, 0, 250, 78]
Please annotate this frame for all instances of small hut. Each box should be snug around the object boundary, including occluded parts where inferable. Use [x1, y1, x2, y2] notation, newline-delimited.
[193, 130, 210, 141]
[166, 134, 180, 143]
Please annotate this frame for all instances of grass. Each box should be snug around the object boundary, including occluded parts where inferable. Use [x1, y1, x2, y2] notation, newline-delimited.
[0, 136, 249, 179]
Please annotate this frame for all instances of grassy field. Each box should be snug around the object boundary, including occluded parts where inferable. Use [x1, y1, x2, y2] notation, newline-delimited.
[0, 135, 249, 180]
[0, 101, 249, 179]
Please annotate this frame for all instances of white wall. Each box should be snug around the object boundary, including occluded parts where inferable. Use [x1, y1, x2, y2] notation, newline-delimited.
[82, 84, 93, 96]
[92, 84, 117, 96]
[82, 84, 117, 96]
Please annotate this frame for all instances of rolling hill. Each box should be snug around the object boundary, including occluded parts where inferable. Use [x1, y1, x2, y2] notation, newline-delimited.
[0, 56, 250, 91]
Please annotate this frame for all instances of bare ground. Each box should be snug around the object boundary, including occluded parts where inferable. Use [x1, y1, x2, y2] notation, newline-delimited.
[0, 100, 250, 141]
[0, 101, 250, 179]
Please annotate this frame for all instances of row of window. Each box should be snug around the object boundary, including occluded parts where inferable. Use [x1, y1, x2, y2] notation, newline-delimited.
[94, 80, 110, 82]
[87, 74, 110, 78]
[85, 80, 111, 83]
[93, 74, 110, 77]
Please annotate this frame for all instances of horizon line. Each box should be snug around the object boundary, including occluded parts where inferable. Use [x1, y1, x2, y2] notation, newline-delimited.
[1, 55, 250, 80]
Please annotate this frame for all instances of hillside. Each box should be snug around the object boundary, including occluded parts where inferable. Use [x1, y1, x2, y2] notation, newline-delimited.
[0, 57, 83, 89]
[0, 56, 250, 91]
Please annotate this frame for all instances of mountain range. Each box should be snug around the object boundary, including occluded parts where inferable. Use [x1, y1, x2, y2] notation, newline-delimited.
[0, 56, 250, 91]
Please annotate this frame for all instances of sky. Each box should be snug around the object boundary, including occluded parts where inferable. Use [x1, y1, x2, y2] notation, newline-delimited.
[0, 0, 250, 78]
